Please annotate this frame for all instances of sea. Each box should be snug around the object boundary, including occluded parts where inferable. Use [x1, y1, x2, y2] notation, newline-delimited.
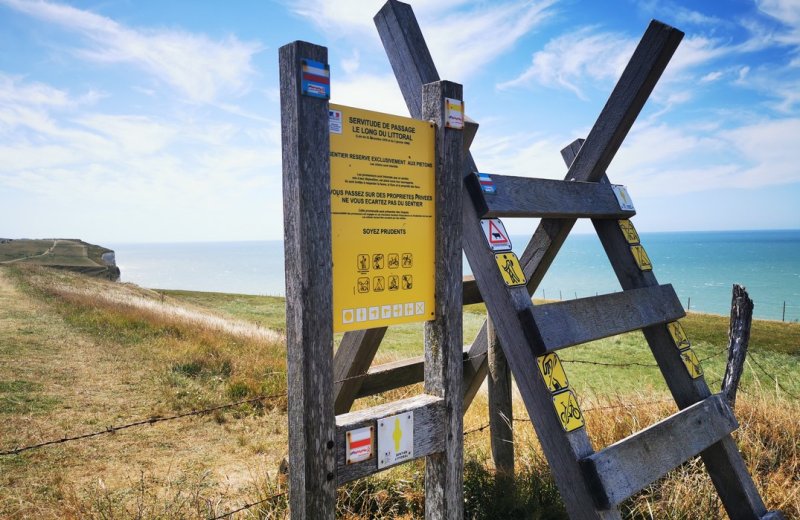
[108, 229, 800, 322]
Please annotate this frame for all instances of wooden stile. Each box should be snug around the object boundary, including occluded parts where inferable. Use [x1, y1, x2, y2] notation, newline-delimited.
[280, 2, 782, 519]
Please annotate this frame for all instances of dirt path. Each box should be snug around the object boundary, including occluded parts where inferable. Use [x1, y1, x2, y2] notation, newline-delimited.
[0, 269, 287, 519]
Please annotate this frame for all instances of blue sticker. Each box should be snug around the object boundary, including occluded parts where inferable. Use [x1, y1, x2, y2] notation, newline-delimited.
[477, 173, 496, 194]
[301, 59, 330, 99]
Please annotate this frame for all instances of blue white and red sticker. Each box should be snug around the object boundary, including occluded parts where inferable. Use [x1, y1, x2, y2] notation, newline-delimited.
[301, 59, 330, 99]
[477, 172, 496, 194]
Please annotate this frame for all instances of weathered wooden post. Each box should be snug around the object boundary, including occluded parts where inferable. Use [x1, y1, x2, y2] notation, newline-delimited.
[487, 315, 514, 479]
[279, 41, 336, 519]
[722, 284, 754, 409]
[422, 80, 464, 519]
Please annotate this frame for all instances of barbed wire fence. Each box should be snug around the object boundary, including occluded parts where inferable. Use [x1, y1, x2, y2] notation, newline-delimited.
[3, 339, 795, 517]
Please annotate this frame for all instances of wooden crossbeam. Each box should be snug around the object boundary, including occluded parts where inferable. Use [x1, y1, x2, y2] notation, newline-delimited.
[354, 347, 471, 399]
[335, 394, 444, 485]
[581, 394, 738, 508]
[527, 285, 684, 354]
[465, 174, 636, 220]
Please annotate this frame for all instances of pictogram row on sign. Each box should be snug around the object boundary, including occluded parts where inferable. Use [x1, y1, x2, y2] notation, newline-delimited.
[342, 301, 426, 325]
[666, 320, 704, 379]
[357, 252, 413, 272]
[356, 274, 413, 293]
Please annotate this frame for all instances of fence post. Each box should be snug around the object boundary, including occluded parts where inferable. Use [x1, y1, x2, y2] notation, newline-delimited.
[782, 301, 786, 322]
[722, 284, 754, 409]
[422, 80, 463, 520]
[487, 314, 514, 479]
[279, 40, 336, 519]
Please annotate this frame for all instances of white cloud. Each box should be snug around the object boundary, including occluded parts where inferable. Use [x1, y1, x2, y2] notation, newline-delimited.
[497, 27, 635, 99]
[288, 0, 556, 81]
[331, 73, 408, 116]
[0, 0, 262, 104]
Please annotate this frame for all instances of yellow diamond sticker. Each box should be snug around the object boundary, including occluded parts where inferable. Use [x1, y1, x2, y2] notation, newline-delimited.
[680, 349, 703, 379]
[537, 353, 569, 393]
[552, 389, 585, 432]
[667, 321, 691, 350]
[630, 245, 652, 271]
[618, 219, 640, 244]
[494, 252, 526, 287]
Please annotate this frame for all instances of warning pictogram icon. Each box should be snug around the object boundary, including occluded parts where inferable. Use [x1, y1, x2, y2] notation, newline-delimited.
[480, 219, 512, 251]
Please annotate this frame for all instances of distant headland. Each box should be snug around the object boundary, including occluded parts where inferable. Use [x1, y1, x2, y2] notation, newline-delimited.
[0, 238, 120, 281]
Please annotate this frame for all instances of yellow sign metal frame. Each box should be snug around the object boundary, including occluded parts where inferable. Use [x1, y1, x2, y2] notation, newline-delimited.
[330, 104, 436, 332]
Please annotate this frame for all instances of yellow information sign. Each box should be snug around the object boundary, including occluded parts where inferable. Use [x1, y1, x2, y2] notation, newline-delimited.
[630, 244, 653, 271]
[618, 219, 640, 244]
[494, 252, 527, 287]
[667, 321, 691, 350]
[537, 353, 569, 393]
[553, 389, 585, 432]
[330, 104, 435, 332]
[680, 349, 703, 379]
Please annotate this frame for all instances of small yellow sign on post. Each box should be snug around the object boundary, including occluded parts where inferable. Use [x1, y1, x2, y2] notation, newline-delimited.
[537, 353, 569, 393]
[330, 104, 436, 332]
[553, 390, 585, 432]
[630, 244, 653, 271]
[494, 252, 527, 287]
[618, 219, 640, 244]
[667, 321, 691, 350]
[680, 349, 703, 379]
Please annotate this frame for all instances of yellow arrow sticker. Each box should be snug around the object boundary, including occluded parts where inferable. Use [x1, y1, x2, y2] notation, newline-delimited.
[667, 321, 691, 350]
[494, 252, 527, 287]
[680, 349, 703, 379]
[618, 219, 640, 244]
[537, 353, 569, 393]
[630, 245, 653, 271]
[553, 390, 585, 432]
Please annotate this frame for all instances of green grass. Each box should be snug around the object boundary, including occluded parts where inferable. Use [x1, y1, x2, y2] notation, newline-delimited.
[0, 380, 59, 414]
[0, 239, 52, 262]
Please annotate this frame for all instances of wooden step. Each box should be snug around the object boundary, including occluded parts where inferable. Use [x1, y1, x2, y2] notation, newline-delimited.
[335, 394, 444, 485]
[580, 394, 738, 508]
[465, 173, 636, 220]
[525, 284, 684, 355]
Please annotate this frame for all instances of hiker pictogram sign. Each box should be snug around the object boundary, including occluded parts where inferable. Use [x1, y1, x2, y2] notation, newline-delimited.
[481, 218, 512, 251]
[494, 252, 526, 286]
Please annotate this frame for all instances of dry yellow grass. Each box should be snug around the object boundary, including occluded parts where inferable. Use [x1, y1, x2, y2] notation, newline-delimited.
[1, 264, 796, 519]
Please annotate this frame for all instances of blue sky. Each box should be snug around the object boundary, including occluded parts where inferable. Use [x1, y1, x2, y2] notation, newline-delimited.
[1, 0, 799, 243]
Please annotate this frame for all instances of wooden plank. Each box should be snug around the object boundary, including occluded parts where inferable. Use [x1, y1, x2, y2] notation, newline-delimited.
[487, 315, 514, 478]
[530, 284, 684, 354]
[465, 174, 636, 220]
[761, 512, 787, 520]
[463, 116, 479, 151]
[462, 275, 482, 305]
[355, 347, 470, 398]
[581, 394, 738, 508]
[560, 141, 773, 519]
[335, 394, 444, 485]
[279, 40, 336, 519]
[333, 327, 387, 414]
[422, 80, 464, 520]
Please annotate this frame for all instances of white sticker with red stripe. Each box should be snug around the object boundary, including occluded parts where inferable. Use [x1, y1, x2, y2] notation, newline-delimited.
[346, 425, 374, 464]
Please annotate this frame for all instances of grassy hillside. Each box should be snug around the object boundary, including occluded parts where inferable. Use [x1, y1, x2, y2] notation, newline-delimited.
[0, 239, 119, 280]
[1, 264, 797, 518]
